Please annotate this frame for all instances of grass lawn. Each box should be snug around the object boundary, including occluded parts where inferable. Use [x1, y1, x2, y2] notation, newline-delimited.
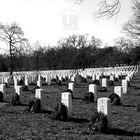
[0, 74, 140, 140]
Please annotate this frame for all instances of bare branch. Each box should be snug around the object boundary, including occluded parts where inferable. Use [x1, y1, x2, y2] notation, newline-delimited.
[96, 0, 121, 18]
[122, 0, 140, 40]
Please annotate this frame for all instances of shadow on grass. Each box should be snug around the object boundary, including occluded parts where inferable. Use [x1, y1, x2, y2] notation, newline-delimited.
[130, 85, 137, 88]
[9, 103, 28, 107]
[41, 109, 53, 114]
[70, 117, 89, 123]
[73, 96, 83, 100]
[134, 86, 140, 89]
[122, 104, 136, 107]
[0, 100, 10, 103]
[106, 128, 140, 136]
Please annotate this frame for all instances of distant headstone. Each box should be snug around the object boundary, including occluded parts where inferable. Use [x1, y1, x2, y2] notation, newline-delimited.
[4, 77, 9, 84]
[96, 74, 100, 80]
[110, 75, 114, 81]
[14, 77, 18, 90]
[25, 76, 29, 86]
[37, 80, 42, 88]
[61, 92, 72, 119]
[68, 83, 74, 92]
[71, 76, 75, 82]
[46, 75, 51, 86]
[92, 74, 96, 81]
[1, 77, 4, 84]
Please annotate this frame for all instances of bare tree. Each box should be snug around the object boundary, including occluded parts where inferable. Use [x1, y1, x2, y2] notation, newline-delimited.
[67, 34, 88, 69]
[0, 22, 28, 75]
[96, 0, 121, 18]
[123, 0, 140, 40]
[88, 36, 102, 67]
[114, 37, 134, 53]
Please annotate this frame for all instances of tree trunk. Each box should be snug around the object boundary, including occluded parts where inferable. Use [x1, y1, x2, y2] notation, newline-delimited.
[9, 41, 13, 76]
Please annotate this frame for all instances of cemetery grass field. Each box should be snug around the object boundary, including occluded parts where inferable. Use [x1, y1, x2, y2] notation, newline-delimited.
[0, 75, 140, 139]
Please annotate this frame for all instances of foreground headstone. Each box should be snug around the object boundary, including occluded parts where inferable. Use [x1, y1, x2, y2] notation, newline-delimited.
[89, 84, 97, 101]
[97, 97, 111, 128]
[122, 80, 128, 94]
[114, 86, 123, 104]
[61, 92, 72, 119]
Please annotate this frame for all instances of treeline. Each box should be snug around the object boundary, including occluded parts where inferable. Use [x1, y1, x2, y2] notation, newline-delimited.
[0, 34, 140, 72]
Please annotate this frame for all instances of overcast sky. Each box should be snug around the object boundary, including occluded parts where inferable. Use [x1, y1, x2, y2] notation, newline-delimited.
[0, 0, 133, 52]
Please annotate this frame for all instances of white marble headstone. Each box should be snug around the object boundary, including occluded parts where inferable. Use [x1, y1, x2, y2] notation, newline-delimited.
[16, 86, 22, 95]
[35, 88, 43, 109]
[25, 76, 29, 86]
[96, 74, 100, 80]
[122, 80, 128, 94]
[0, 84, 6, 94]
[37, 80, 42, 87]
[14, 77, 18, 90]
[97, 97, 111, 128]
[0, 84, 6, 100]
[35, 89, 43, 99]
[102, 78, 108, 87]
[68, 83, 74, 92]
[89, 84, 97, 101]
[114, 86, 123, 103]
[61, 92, 72, 119]
[46, 75, 51, 86]
[16, 86, 22, 103]
[110, 75, 114, 81]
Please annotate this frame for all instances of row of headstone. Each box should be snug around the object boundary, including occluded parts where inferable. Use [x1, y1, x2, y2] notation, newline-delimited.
[0, 65, 138, 87]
